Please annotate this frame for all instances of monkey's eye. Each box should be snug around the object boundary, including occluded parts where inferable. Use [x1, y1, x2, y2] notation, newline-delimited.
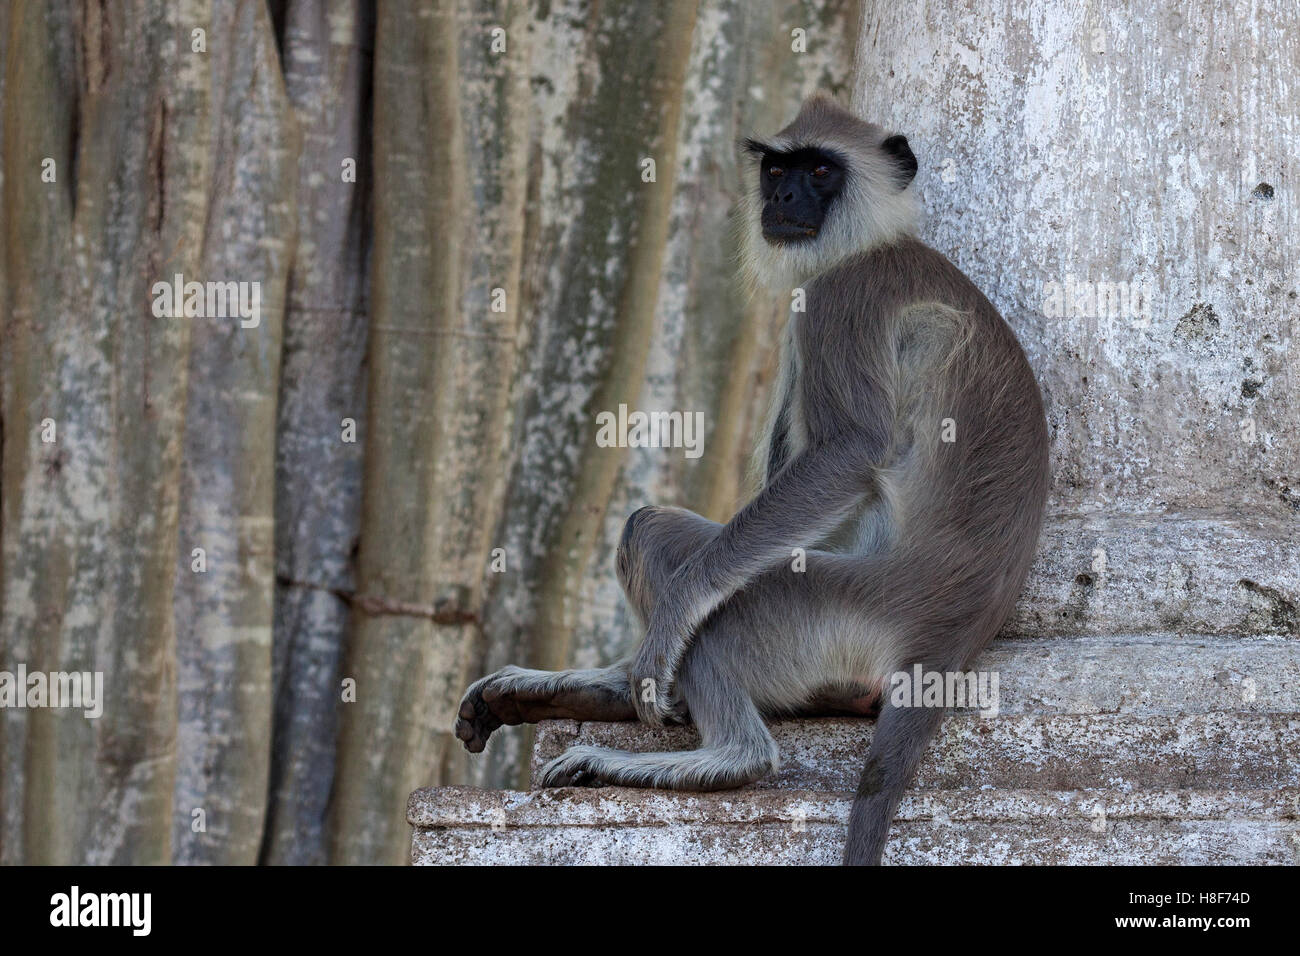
[768, 166, 784, 178]
[812, 165, 831, 178]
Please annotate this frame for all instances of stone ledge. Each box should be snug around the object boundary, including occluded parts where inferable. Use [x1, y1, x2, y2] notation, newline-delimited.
[424, 635, 1300, 864]
[1012, 516, 1298, 637]
[532, 712, 1300, 792]
[409, 786, 1300, 865]
[410, 785, 1300, 828]
[964, 633, 1300, 714]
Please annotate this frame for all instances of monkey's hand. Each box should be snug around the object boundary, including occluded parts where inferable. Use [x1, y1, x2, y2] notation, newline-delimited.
[627, 647, 676, 726]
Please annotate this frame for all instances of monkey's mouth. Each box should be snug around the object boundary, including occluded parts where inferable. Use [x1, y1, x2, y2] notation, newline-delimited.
[761, 210, 821, 244]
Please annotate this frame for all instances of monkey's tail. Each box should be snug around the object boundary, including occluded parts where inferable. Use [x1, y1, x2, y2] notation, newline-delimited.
[843, 697, 946, 865]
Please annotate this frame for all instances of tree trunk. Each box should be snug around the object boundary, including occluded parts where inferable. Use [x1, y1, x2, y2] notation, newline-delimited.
[171, 0, 298, 865]
[0, 0, 212, 864]
[261, 0, 373, 868]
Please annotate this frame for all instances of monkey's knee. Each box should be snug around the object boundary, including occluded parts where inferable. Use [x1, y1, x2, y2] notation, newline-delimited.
[617, 506, 721, 621]
[616, 506, 659, 618]
[617, 506, 658, 570]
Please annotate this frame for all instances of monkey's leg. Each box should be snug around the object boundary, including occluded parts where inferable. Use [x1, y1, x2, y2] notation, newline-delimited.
[615, 504, 721, 623]
[454, 665, 635, 754]
[536, 637, 780, 790]
[454, 506, 718, 755]
[537, 538, 908, 792]
[537, 556, 861, 789]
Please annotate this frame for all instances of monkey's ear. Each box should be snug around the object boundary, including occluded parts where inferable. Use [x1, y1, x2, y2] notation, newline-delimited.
[739, 137, 772, 158]
[881, 134, 917, 188]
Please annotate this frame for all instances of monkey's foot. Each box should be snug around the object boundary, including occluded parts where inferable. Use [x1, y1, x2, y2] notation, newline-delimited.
[454, 666, 639, 753]
[453, 666, 534, 754]
[538, 742, 770, 791]
[537, 746, 618, 788]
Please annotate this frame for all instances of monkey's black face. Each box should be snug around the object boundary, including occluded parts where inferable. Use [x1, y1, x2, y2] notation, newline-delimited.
[757, 148, 846, 245]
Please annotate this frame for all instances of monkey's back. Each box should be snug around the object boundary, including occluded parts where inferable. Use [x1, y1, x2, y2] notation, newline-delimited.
[799, 239, 1050, 655]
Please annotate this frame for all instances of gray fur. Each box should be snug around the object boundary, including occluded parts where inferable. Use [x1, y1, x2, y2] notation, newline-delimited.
[454, 94, 1049, 866]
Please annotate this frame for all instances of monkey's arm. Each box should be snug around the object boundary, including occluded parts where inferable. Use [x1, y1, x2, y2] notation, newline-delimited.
[629, 434, 883, 724]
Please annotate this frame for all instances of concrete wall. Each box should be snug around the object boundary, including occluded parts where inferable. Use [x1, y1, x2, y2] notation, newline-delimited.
[852, 1, 1298, 637]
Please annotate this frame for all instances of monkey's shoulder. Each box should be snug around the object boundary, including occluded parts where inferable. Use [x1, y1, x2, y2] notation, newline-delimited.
[808, 238, 996, 321]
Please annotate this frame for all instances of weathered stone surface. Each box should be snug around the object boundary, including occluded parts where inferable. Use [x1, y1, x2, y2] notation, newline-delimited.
[1012, 517, 1298, 638]
[962, 634, 1300, 714]
[409, 786, 1300, 865]
[412, 633, 1300, 865]
[529, 634, 1300, 792]
[856, 1, 1300, 525]
[532, 634, 1300, 732]
[532, 712, 1299, 793]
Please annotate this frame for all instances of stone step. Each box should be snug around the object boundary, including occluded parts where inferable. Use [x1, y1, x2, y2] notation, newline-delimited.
[409, 785, 1300, 865]
[531, 711, 1300, 792]
[460, 632, 1297, 784]
[1011, 514, 1298, 638]
[961, 633, 1299, 715]
[526, 634, 1300, 793]
[417, 634, 1300, 865]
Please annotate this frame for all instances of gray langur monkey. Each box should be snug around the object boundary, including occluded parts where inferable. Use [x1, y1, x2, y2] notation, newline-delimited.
[454, 93, 1049, 865]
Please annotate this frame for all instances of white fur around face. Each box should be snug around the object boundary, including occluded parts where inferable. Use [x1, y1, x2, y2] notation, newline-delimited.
[738, 117, 920, 294]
